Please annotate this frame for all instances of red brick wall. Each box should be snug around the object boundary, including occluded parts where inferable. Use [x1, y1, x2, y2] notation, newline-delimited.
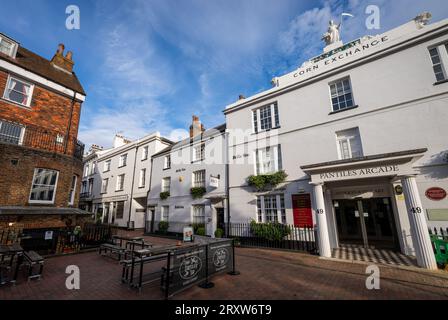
[0, 143, 83, 207]
[0, 69, 82, 146]
[0, 214, 92, 229]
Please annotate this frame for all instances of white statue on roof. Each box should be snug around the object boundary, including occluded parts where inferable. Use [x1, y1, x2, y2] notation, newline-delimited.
[322, 20, 341, 45]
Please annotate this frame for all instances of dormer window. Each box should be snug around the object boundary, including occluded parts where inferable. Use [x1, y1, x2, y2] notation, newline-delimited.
[0, 35, 18, 58]
[3, 76, 34, 107]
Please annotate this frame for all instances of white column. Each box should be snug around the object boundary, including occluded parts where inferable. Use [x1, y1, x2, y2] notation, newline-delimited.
[401, 176, 437, 270]
[312, 183, 332, 258]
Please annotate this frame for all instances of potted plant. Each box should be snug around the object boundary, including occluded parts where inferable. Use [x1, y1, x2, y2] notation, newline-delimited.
[160, 191, 170, 200]
[158, 221, 169, 234]
[214, 228, 224, 238]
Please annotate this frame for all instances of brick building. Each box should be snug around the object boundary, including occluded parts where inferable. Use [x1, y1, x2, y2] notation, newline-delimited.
[0, 33, 89, 243]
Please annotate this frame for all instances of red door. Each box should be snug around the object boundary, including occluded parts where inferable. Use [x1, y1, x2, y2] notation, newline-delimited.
[292, 194, 313, 227]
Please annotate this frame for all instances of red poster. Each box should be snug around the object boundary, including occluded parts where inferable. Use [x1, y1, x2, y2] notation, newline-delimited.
[292, 194, 313, 227]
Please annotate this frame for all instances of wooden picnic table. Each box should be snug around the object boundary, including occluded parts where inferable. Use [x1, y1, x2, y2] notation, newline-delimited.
[0, 243, 24, 284]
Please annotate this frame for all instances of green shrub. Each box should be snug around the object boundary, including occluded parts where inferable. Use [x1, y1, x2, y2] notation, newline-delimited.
[196, 227, 206, 236]
[158, 221, 169, 233]
[249, 220, 291, 241]
[190, 187, 207, 199]
[160, 191, 170, 200]
[192, 223, 205, 234]
[214, 228, 224, 238]
[247, 170, 288, 191]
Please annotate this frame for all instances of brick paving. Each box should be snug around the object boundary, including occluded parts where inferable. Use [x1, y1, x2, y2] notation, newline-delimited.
[1, 231, 447, 300]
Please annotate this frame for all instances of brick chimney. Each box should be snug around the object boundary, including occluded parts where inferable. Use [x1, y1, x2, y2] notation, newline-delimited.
[189, 115, 205, 139]
[50, 43, 74, 73]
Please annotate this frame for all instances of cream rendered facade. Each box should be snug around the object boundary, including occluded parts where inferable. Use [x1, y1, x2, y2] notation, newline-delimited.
[81, 133, 172, 229]
[224, 16, 448, 269]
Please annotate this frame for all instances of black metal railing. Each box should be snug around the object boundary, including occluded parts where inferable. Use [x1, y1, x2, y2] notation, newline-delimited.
[80, 192, 92, 199]
[429, 227, 448, 240]
[225, 222, 318, 254]
[0, 119, 84, 161]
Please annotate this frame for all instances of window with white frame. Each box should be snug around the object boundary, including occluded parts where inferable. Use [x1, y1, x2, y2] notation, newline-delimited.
[119, 154, 127, 167]
[192, 205, 205, 225]
[68, 175, 77, 205]
[161, 177, 171, 193]
[336, 128, 363, 160]
[256, 194, 286, 224]
[329, 78, 354, 112]
[89, 162, 96, 175]
[142, 146, 149, 161]
[81, 181, 87, 194]
[252, 103, 279, 133]
[115, 201, 125, 219]
[139, 168, 146, 188]
[84, 164, 90, 177]
[103, 160, 111, 172]
[193, 143, 205, 162]
[192, 170, 206, 188]
[101, 178, 109, 194]
[29, 168, 59, 203]
[161, 206, 169, 222]
[255, 145, 282, 175]
[164, 155, 171, 169]
[0, 36, 16, 57]
[88, 178, 93, 194]
[116, 174, 125, 191]
[0, 120, 24, 145]
[429, 45, 447, 82]
[3, 76, 34, 107]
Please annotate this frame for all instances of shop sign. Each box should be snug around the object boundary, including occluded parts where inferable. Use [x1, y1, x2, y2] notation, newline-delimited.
[210, 176, 219, 188]
[183, 226, 193, 242]
[425, 187, 447, 201]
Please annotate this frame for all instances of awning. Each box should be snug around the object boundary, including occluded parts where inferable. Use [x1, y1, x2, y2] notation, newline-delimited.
[0, 207, 93, 216]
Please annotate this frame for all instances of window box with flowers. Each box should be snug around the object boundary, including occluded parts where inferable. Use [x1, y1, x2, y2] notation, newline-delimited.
[247, 170, 288, 191]
[190, 187, 207, 199]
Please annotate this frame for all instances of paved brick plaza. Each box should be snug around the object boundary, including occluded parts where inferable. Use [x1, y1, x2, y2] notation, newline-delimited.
[1, 234, 447, 300]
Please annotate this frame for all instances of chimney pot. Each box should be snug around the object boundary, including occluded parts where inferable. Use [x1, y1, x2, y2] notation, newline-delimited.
[65, 51, 73, 61]
[51, 43, 74, 73]
[238, 95, 245, 100]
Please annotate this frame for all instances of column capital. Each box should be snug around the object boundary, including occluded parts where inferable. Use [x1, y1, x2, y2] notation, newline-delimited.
[309, 182, 324, 187]
[398, 174, 418, 180]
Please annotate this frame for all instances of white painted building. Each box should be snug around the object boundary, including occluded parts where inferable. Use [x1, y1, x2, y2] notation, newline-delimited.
[81, 133, 172, 229]
[224, 14, 448, 269]
[147, 117, 228, 237]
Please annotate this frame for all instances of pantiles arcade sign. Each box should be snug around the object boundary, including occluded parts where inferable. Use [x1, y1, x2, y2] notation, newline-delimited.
[315, 165, 400, 183]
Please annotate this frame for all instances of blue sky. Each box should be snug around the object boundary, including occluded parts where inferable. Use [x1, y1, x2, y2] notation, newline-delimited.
[1, 0, 447, 148]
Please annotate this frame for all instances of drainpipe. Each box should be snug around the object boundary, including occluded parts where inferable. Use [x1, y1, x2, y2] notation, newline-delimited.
[64, 92, 77, 155]
[127, 145, 139, 229]
[146, 156, 154, 233]
[225, 130, 231, 237]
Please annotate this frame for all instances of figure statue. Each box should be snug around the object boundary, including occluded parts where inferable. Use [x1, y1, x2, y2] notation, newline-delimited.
[322, 20, 341, 46]
[414, 12, 432, 29]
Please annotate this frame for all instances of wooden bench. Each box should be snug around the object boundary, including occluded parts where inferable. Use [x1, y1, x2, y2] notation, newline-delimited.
[99, 243, 126, 261]
[23, 251, 44, 281]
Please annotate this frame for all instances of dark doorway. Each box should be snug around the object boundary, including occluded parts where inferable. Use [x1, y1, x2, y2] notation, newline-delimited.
[334, 198, 398, 250]
[216, 208, 225, 231]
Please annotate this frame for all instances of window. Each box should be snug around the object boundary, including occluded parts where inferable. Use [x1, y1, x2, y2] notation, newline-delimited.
[101, 178, 109, 194]
[84, 164, 89, 177]
[142, 146, 149, 160]
[161, 206, 169, 222]
[119, 154, 127, 167]
[193, 143, 205, 162]
[3, 76, 34, 107]
[116, 174, 125, 191]
[139, 169, 146, 188]
[0, 120, 24, 145]
[192, 205, 206, 225]
[255, 145, 282, 175]
[81, 181, 87, 193]
[29, 168, 59, 204]
[56, 134, 64, 145]
[115, 201, 124, 219]
[164, 155, 171, 169]
[336, 128, 363, 160]
[429, 46, 447, 82]
[162, 177, 171, 193]
[0, 37, 15, 57]
[103, 160, 111, 172]
[89, 162, 96, 175]
[88, 178, 94, 194]
[256, 194, 286, 224]
[192, 170, 206, 188]
[329, 78, 354, 112]
[252, 103, 279, 133]
[68, 175, 77, 205]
